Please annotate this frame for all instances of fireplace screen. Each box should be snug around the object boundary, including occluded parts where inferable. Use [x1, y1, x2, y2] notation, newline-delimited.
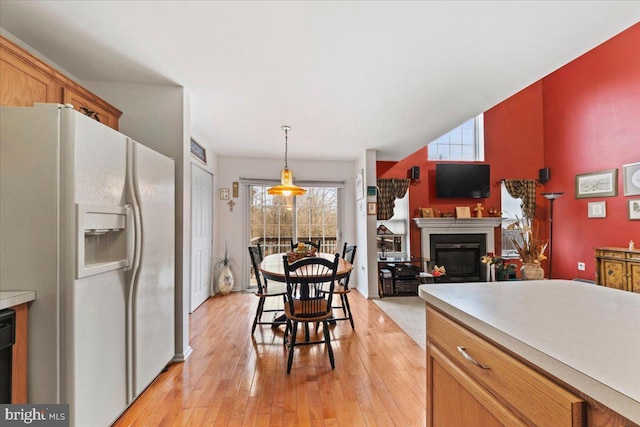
[431, 234, 486, 282]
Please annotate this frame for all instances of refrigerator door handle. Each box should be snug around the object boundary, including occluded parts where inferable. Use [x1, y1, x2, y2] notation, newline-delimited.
[125, 204, 134, 271]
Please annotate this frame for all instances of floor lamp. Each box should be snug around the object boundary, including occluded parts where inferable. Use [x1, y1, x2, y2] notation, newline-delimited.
[541, 192, 564, 279]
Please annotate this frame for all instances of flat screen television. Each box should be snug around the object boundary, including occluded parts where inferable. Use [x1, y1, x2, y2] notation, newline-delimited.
[435, 163, 490, 199]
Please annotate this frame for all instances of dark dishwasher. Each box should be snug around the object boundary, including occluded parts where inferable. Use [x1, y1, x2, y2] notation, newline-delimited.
[0, 308, 16, 403]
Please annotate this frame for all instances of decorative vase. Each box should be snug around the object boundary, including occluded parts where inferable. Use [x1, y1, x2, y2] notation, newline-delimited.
[217, 265, 234, 295]
[520, 263, 544, 280]
[496, 269, 508, 281]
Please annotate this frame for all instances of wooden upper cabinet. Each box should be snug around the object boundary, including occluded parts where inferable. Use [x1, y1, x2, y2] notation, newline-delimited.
[0, 35, 122, 130]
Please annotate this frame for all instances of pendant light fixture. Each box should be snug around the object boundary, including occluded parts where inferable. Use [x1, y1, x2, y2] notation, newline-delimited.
[267, 125, 306, 197]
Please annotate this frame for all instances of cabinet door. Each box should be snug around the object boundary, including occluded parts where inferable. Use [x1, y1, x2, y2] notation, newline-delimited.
[0, 45, 60, 106]
[599, 259, 628, 291]
[630, 262, 640, 294]
[62, 87, 119, 130]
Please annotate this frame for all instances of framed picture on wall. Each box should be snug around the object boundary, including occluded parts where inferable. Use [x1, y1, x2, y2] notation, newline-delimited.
[367, 202, 377, 215]
[587, 201, 606, 218]
[575, 169, 618, 198]
[629, 199, 640, 220]
[623, 162, 640, 196]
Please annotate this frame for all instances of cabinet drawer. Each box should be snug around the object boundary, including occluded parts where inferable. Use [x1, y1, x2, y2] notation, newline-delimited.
[627, 252, 640, 261]
[427, 309, 584, 427]
[598, 250, 626, 259]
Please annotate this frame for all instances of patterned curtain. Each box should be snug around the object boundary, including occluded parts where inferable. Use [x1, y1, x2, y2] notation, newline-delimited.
[504, 179, 537, 219]
[376, 178, 411, 220]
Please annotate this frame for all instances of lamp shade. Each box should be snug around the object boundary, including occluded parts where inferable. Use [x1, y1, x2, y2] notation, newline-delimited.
[267, 168, 306, 196]
[267, 125, 306, 197]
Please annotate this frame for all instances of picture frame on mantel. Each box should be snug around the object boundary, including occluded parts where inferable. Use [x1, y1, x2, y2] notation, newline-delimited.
[575, 169, 617, 198]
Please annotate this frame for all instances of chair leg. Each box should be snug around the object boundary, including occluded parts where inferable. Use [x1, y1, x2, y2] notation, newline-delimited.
[340, 294, 348, 318]
[284, 319, 291, 346]
[343, 294, 354, 329]
[252, 298, 266, 334]
[287, 321, 298, 374]
[323, 320, 335, 369]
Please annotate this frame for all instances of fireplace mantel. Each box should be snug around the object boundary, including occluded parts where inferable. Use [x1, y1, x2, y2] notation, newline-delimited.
[413, 217, 502, 260]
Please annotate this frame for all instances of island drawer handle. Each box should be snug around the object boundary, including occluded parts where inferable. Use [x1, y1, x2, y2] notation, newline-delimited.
[457, 346, 490, 370]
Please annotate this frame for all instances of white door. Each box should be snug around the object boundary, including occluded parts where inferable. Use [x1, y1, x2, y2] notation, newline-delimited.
[190, 164, 213, 312]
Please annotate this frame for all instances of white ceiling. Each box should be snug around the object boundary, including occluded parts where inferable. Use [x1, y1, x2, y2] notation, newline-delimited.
[1, 1, 639, 162]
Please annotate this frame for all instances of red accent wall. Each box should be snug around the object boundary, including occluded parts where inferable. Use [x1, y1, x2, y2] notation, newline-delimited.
[542, 22, 640, 280]
[378, 22, 640, 280]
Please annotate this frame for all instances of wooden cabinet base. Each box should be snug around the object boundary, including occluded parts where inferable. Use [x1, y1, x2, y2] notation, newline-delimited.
[11, 302, 28, 403]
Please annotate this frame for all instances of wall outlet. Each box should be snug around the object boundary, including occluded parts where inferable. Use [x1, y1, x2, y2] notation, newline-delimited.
[577, 262, 586, 271]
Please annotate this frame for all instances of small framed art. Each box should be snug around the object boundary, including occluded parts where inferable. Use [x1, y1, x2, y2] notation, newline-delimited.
[190, 138, 207, 164]
[629, 199, 640, 220]
[575, 169, 617, 198]
[587, 201, 606, 218]
[367, 202, 377, 215]
[456, 206, 471, 218]
[623, 162, 640, 196]
[220, 188, 230, 200]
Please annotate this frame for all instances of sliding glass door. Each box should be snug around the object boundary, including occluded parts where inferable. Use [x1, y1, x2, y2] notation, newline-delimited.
[248, 185, 341, 287]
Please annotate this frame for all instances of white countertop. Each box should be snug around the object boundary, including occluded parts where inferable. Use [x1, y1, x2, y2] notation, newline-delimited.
[419, 280, 640, 424]
[0, 291, 36, 310]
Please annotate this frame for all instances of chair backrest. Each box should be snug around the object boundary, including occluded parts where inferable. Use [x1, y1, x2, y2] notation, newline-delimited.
[340, 243, 357, 289]
[282, 253, 339, 318]
[290, 239, 321, 252]
[256, 241, 264, 261]
[248, 245, 267, 293]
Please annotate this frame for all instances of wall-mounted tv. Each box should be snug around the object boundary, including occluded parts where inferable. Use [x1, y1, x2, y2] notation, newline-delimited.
[435, 163, 490, 199]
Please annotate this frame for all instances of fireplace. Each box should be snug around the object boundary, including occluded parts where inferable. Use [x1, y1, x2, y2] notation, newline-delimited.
[413, 217, 502, 283]
[430, 234, 486, 282]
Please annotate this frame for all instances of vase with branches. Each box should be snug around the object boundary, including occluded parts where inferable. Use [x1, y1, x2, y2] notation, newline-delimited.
[506, 217, 547, 280]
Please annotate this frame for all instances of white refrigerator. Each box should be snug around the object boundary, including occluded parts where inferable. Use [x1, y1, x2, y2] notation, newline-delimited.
[0, 104, 175, 426]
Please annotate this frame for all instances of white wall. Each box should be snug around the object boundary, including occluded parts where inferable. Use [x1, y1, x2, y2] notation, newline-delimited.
[215, 155, 357, 292]
[354, 149, 379, 298]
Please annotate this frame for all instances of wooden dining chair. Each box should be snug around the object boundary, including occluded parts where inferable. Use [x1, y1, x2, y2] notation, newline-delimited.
[248, 246, 287, 334]
[282, 253, 339, 374]
[290, 239, 321, 252]
[322, 242, 357, 329]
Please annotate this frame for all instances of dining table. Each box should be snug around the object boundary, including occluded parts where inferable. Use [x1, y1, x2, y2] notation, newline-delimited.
[259, 252, 353, 332]
[259, 252, 353, 283]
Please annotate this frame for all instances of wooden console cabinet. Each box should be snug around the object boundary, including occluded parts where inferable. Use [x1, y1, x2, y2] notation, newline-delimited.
[1, 35, 122, 129]
[595, 247, 640, 293]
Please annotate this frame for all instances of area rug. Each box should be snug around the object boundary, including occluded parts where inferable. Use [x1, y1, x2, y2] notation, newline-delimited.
[372, 296, 426, 349]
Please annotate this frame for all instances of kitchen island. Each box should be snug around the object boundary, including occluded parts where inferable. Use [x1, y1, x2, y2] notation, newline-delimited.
[419, 280, 640, 426]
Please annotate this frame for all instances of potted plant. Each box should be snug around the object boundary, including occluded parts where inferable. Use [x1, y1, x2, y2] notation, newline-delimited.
[506, 217, 548, 280]
[480, 253, 516, 281]
[216, 242, 235, 295]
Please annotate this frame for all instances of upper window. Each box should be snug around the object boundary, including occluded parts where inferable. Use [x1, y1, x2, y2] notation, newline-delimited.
[428, 114, 484, 161]
[500, 182, 524, 258]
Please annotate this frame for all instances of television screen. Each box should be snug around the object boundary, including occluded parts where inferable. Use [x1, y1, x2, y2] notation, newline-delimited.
[435, 163, 490, 199]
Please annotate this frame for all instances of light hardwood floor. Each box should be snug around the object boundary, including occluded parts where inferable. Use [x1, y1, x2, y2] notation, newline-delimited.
[113, 289, 427, 426]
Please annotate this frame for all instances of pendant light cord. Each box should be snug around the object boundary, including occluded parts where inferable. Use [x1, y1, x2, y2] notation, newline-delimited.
[282, 125, 290, 169]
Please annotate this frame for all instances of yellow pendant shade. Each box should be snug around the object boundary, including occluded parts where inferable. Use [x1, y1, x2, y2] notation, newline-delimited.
[267, 168, 306, 196]
[267, 125, 306, 196]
